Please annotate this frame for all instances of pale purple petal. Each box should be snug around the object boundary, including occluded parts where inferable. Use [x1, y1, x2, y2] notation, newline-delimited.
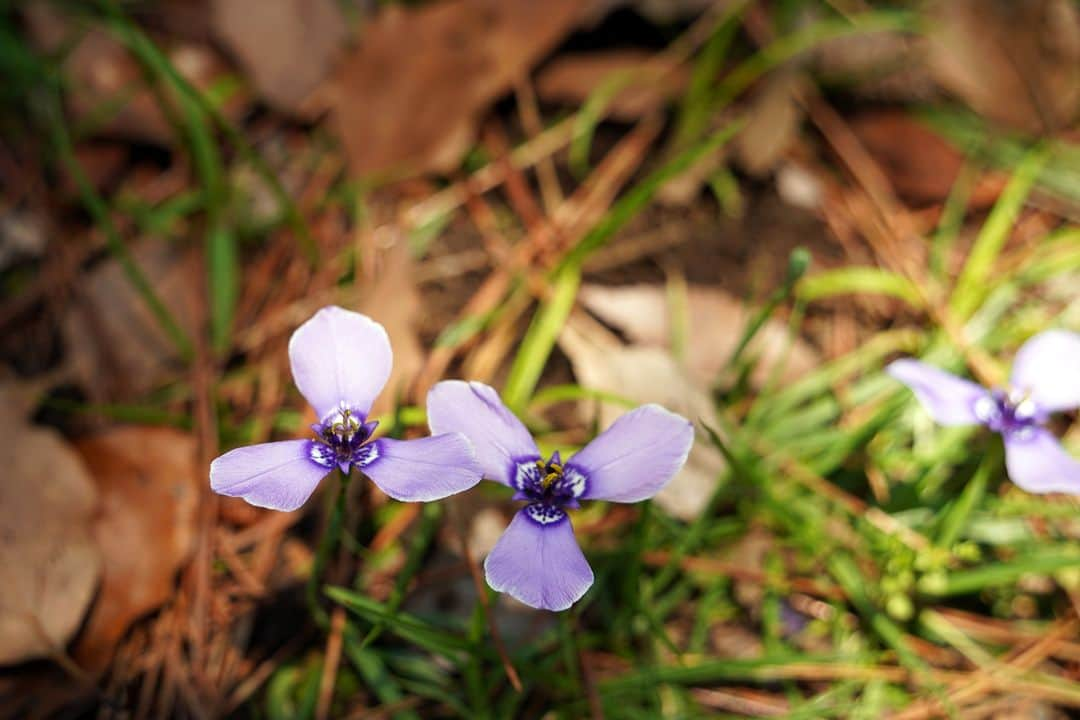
[1004, 428, 1080, 494]
[567, 404, 693, 503]
[426, 380, 540, 486]
[484, 509, 593, 611]
[886, 359, 988, 426]
[288, 306, 392, 420]
[361, 433, 483, 502]
[1010, 330, 1080, 413]
[210, 439, 330, 511]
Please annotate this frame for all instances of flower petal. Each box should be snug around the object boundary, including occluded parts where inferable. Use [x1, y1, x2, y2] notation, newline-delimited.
[288, 306, 392, 420]
[484, 509, 593, 611]
[1004, 428, 1080, 494]
[426, 380, 540, 485]
[886, 359, 988, 426]
[1010, 330, 1080, 412]
[567, 404, 693, 503]
[361, 434, 483, 502]
[210, 439, 330, 511]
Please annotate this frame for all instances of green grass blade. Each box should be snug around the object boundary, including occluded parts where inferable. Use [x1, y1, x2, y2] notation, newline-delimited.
[502, 264, 581, 413]
[798, 267, 924, 309]
[949, 146, 1049, 319]
[45, 91, 194, 361]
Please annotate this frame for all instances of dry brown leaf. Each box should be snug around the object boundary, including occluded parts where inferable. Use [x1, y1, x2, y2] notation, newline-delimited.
[734, 71, 807, 177]
[849, 111, 1005, 208]
[357, 238, 423, 417]
[558, 313, 725, 521]
[23, 2, 243, 145]
[815, 30, 937, 103]
[578, 283, 818, 389]
[0, 385, 100, 666]
[535, 50, 689, 120]
[331, 0, 584, 176]
[63, 241, 200, 403]
[72, 427, 199, 670]
[926, 0, 1080, 134]
[585, 0, 717, 25]
[211, 0, 347, 113]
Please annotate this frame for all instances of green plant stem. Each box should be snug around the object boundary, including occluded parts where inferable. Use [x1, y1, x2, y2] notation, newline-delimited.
[307, 473, 350, 628]
[936, 446, 997, 549]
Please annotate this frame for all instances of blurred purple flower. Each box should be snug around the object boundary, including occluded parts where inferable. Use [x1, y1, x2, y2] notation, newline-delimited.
[211, 306, 482, 511]
[887, 330, 1080, 494]
[427, 381, 694, 611]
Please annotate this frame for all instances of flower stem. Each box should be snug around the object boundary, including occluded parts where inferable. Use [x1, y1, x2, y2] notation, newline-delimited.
[936, 444, 998, 550]
[307, 472, 350, 628]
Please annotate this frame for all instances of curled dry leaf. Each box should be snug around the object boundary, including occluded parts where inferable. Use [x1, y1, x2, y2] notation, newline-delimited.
[211, 0, 347, 113]
[72, 427, 199, 670]
[331, 0, 584, 176]
[535, 50, 689, 120]
[0, 385, 100, 666]
[558, 313, 725, 521]
[578, 283, 818, 389]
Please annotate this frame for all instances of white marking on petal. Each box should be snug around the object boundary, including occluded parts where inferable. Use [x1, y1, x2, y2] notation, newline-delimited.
[1014, 397, 1038, 421]
[514, 461, 542, 491]
[524, 503, 566, 526]
[308, 442, 335, 469]
[973, 395, 998, 424]
[562, 466, 587, 499]
[353, 442, 379, 468]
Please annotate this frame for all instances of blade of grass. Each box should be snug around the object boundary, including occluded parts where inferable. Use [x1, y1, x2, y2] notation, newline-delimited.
[919, 549, 1080, 597]
[935, 446, 998, 549]
[797, 266, 924, 309]
[501, 265, 580, 413]
[45, 91, 194, 361]
[949, 146, 1049, 320]
[101, 4, 237, 354]
[327, 587, 479, 658]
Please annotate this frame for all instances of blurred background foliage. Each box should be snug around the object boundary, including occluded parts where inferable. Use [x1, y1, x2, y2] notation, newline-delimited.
[1, 0, 1079, 717]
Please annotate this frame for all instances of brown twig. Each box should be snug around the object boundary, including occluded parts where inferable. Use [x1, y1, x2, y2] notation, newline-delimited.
[315, 607, 347, 720]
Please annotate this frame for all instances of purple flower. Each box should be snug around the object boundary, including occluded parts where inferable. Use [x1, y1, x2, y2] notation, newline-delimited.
[887, 330, 1080, 494]
[211, 306, 482, 511]
[427, 381, 694, 611]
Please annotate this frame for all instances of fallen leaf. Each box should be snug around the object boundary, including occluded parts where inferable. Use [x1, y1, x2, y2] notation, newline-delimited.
[734, 71, 807, 177]
[357, 237, 423, 417]
[926, 0, 1080, 134]
[585, 0, 716, 24]
[0, 385, 100, 666]
[72, 427, 200, 670]
[578, 283, 818, 389]
[0, 209, 47, 271]
[815, 29, 936, 103]
[849, 111, 1005, 207]
[211, 0, 347, 113]
[558, 313, 725, 521]
[331, 0, 584, 176]
[62, 240, 200, 403]
[535, 50, 689, 120]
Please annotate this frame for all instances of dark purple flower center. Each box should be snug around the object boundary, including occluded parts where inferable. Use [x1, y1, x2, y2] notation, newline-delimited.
[973, 389, 1045, 439]
[306, 404, 379, 473]
[512, 451, 587, 526]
